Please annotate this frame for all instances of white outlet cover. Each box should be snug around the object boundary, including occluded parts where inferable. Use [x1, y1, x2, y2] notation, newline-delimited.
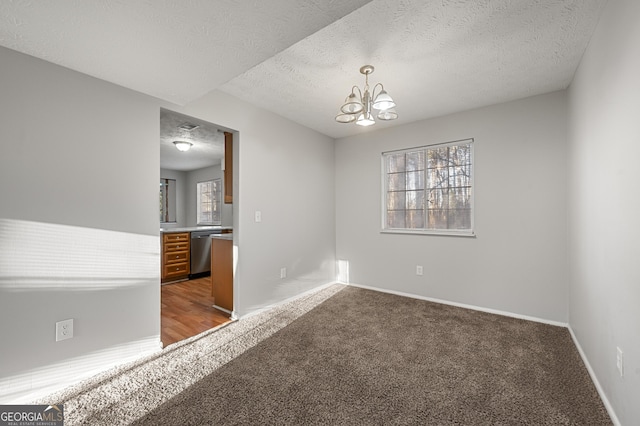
[56, 319, 74, 342]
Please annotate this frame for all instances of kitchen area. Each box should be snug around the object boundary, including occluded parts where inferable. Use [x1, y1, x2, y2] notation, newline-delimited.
[159, 108, 235, 346]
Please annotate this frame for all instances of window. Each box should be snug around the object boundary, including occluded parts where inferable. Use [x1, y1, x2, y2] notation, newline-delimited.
[160, 178, 176, 223]
[197, 179, 222, 225]
[382, 139, 474, 236]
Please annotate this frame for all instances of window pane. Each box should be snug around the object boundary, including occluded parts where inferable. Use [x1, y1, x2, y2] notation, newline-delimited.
[197, 179, 221, 225]
[448, 209, 472, 229]
[387, 153, 405, 173]
[406, 171, 424, 190]
[427, 147, 450, 169]
[387, 191, 405, 210]
[387, 173, 406, 191]
[427, 209, 449, 229]
[406, 151, 424, 171]
[406, 209, 424, 228]
[449, 169, 470, 188]
[427, 188, 449, 209]
[427, 167, 448, 189]
[387, 211, 405, 228]
[406, 190, 425, 210]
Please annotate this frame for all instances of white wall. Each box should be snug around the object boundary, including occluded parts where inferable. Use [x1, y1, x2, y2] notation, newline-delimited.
[567, 0, 640, 423]
[184, 164, 233, 228]
[335, 91, 568, 323]
[160, 168, 187, 228]
[0, 47, 161, 402]
[171, 91, 337, 316]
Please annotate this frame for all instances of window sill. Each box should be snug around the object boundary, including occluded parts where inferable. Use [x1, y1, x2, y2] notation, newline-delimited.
[381, 229, 476, 238]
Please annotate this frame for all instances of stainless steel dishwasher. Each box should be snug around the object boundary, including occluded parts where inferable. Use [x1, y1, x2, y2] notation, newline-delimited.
[190, 230, 221, 279]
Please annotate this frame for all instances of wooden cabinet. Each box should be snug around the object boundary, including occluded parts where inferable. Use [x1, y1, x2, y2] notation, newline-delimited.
[224, 131, 233, 204]
[211, 235, 233, 312]
[161, 232, 190, 283]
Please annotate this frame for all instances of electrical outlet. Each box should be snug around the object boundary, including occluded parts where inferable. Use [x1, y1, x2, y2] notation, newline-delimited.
[616, 347, 624, 377]
[56, 319, 74, 342]
[416, 265, 423, 276]
[280, 267, 287, 279]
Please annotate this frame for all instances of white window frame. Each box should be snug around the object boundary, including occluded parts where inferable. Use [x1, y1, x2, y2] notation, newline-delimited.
[381, 138, 475, 237]
[196, 179, 222, 226]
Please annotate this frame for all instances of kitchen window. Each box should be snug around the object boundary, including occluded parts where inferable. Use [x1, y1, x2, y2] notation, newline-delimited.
[197, 179, 221, 225]
[382, 139, 474, 236]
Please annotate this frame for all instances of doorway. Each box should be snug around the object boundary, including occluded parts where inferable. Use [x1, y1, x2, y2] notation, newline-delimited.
[159, 108, 235, 347]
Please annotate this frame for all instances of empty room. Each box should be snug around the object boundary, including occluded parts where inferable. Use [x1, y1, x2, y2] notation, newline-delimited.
[0, 0, 638, 424]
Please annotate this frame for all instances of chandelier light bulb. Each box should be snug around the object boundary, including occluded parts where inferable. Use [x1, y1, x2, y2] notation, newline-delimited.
[372, 90, 396, 110]
[355, 112, 375, 126]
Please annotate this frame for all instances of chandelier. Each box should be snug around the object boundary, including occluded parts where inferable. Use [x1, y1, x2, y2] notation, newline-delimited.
[335, 65, 398, 126]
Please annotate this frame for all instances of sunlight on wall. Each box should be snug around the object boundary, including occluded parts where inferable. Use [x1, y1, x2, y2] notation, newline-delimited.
[0, 218, 161, 403]
[0, 219, 160, 290]
[337, 259, 350, 283]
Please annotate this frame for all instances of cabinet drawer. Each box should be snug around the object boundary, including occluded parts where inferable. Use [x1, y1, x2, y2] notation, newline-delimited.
[165, 241, 189, 252]
[163, 232, 189, 243]
[164, 250, 189, 264]
[164, 262, 189, 278]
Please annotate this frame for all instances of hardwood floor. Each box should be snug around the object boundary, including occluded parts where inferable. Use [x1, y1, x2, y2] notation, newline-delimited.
[161, 276, 231, 347]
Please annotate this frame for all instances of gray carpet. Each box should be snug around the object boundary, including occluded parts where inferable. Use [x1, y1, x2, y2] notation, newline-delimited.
[133, 286, 611, 425]
[35, 284, 345, 425]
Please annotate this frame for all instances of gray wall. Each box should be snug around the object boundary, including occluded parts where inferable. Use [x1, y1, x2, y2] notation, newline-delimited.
[174, 90, 336, 316]
[0, 47, 337, 401]
[567, 0, 640, 423]
[335, 91, 568, 323]
[160, 165, 233, 228]
[0, 47, 161, 402]
[184, 164, 233, 228]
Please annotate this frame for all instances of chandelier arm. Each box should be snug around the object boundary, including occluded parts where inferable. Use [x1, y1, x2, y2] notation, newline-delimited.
[371, 83, 385, 100]
[351, 85, 363, 102]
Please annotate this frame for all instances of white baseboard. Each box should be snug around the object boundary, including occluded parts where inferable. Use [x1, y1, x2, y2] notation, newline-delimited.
[239, 281, 341, 320]
[2, 337, 161, 404]
[343, 281, 619, 425]
[568, 326, 620, 426]
[345, 282, 567, 327]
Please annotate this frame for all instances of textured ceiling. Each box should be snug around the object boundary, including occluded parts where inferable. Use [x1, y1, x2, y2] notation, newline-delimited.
[160, 109, 225, 172]
[0, 0, 607, 142]
[221, 0, 608, 138]
[0, 0, 370, 105]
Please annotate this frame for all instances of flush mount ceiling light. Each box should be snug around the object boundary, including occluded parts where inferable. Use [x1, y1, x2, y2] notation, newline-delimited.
[172, 122, 197, 152]
[173, 141, 193, 152]
[335, 65, 398, 127]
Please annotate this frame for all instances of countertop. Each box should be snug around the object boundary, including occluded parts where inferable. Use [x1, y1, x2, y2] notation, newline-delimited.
[160, 226, 232, 234]
[210, 233, 233, 240]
